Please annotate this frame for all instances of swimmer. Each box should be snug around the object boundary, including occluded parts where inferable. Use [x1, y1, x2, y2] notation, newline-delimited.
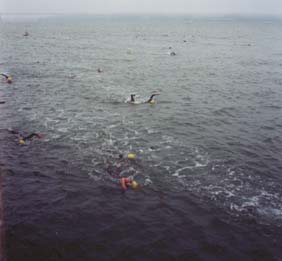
[1, 73, 12, 84]
[22, 133, 44, 141]
[146, 94, 159, 104]
[121, 176, 138, 190]
[128, 93, 159, 105]
[97, 68, 103, 73]
[23, 31, 29, 37]
[127, 94, 141, 105]
[114, 153, 136, 171]
[18, 133, 44, 145]
[169, 51, 176, 56]
[8, 129, 44, 145]
[130, 94, 136, 103]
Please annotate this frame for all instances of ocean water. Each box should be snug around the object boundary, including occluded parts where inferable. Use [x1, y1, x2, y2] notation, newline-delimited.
[1, 15, 282, 260]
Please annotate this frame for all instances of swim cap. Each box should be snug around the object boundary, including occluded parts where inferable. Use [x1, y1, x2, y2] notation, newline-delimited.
[19, 139, 25, 145]
[149, 100, 156, 104]
[132, 180, 138, 189]
[127, 153, 136, 159]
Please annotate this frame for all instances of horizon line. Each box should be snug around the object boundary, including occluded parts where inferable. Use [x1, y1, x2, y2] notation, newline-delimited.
[1, 12, 282, 16]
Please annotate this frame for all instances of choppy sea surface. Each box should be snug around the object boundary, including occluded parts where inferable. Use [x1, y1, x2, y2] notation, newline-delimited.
[1, 15, 282, 260]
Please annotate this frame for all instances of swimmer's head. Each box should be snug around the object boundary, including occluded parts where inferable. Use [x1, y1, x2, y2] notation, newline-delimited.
[127, 153, 136, 159]
[149, 100, 156, 104]
[132, 180, 138, 189]
[19, 139, 25, 145]
[7, 77, 12, 83]
[118, 154, 123, 159]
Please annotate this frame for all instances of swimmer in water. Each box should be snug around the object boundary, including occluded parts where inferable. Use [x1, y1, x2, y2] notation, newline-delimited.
[130, 94, 136, 103]
[146, 94, 159, 104]
[128, 94, 141, 105]
[128, 93, 159, 104]
[1, 73, 12, 84]
[121, 176, 138, 190]
[22, 133, 44, 141]
[8, 129, 44, 145]
[18, 133, 44, 145]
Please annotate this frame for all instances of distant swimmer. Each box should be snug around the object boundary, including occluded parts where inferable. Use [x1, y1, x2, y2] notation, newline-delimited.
[146, 94, 159, 104]
[121, 176, 138, 190]
[18, 133, 44, 145]
[169, 51, 176, 56]
[128, 94, 141, 105]
[1, 73, 12, 84]
[128, 94, 159, 105]
[23, 31, 29, 37]
[130, 94, 137, 103]
[97, 68, 103, 73]
[8, 129, 44, 145]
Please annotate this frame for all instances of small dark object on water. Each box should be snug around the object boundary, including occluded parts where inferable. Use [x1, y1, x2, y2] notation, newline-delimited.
[169, 51, 176, 56]
[1, 73, 12, 84]
[23, 31, 29, 37]
[18, 133, 44, 145]
[0, 101, 5, 104]
[97, 68, 103, 73]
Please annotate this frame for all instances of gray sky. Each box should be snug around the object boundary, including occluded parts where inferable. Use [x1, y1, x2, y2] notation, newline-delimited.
[1, 0, 282, 15]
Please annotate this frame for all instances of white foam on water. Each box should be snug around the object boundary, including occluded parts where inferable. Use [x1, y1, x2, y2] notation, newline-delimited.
[172, 165, 194, 177]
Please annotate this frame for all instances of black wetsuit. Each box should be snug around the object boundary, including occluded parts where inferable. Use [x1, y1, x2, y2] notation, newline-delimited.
[130, 94, 136, 102]
[1, 73, 9, 79]
[22, 133, 39, 141]
[147, 94, 156, 103]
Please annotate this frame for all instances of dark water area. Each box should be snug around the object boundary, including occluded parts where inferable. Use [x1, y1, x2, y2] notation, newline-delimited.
[1, 15, 282, 260]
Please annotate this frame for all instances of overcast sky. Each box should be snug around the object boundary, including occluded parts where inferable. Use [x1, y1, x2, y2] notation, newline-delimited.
[1, 0, 282, 15]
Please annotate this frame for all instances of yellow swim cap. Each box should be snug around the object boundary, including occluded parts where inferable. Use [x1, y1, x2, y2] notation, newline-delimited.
[132, 180, 138, 189]
[19, 139, 25, 145]
[149, 100, 156, 104]
[127, 153, 136, 159]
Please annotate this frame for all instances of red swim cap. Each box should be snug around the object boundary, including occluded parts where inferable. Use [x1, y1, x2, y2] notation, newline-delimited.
[36, 134, 44, 139]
